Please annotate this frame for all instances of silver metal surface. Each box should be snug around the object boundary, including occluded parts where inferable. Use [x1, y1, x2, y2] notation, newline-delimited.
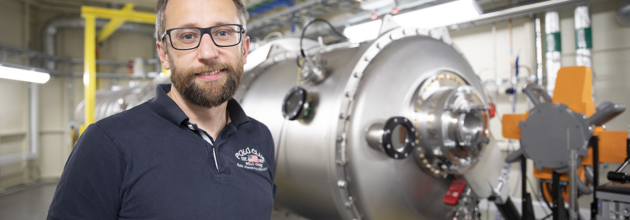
[300, 54, 327, 85]
[597, 182, 630, 220]
[74, 77, 169, 125]
[412, 81, 489, 176]
[239, 25, 498, 219]
[365, 123, 384, 152]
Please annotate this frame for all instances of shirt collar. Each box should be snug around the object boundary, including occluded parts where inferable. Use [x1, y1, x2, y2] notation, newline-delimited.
[148, 84, 249, 127]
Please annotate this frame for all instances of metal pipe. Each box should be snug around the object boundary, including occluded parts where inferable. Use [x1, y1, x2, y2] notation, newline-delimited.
[617, 0, 630, 26]
[42, 16, 155, 70]
[545, 11, 561, 96]
[285, 0, 610, 40]
[534, 16, 543, 86]
[29, 83, 39, 160]
[24, 0, 30, 49]
[575, 6, 592, 68]
[247, 0, 322, 29]
[0, 84, 40, 166]
[575, 6, 594, 100]
[0, 1, 42, 166]
[569, 148, 578, 219]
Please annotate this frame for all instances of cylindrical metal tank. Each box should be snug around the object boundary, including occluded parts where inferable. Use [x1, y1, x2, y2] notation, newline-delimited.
[236, 24, 504, 220]
[76, 24, 505, 220]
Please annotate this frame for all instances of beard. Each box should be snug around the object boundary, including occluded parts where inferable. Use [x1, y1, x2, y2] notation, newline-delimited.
[169, 56, 244, 108]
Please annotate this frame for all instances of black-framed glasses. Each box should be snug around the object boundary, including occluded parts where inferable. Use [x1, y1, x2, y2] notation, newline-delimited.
[161, 24, 245, 50]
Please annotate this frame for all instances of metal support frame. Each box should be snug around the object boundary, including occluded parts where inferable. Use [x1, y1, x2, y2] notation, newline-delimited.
[495, 197, 521, 220]
[96, 4, 135, 43]
[80, 5, 156, 132]
[521, 156, 535, 220]
[552, 172, 567, 220]
[590, 136, 600, 219]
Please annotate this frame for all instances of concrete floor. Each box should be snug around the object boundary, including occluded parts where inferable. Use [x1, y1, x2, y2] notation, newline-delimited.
[0, 180, 306, 220]
[0, 181, 57, 220]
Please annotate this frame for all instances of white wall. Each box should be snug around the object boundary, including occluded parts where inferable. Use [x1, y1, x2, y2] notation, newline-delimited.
[0, 0, 155, 189]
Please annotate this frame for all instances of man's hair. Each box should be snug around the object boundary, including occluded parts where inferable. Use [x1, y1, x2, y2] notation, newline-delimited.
[155, 0, 249, 41]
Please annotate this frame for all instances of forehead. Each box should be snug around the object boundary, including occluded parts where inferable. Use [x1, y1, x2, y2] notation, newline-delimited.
[164, 0, 241, 28]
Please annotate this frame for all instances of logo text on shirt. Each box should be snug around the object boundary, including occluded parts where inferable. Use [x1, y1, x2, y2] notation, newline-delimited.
[235, 147, 267, 171]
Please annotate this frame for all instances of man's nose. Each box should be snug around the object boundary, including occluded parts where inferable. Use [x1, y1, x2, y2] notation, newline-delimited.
[197, 33, 219, 61]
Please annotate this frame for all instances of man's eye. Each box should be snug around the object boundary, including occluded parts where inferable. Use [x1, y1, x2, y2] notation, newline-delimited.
[214, 29, 235, 37]
[179, 33, 197, 40]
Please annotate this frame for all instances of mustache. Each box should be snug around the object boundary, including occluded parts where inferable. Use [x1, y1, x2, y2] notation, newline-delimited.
[185, 63, 232, 75]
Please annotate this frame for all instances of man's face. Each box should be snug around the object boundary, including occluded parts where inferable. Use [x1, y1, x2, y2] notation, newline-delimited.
[157, 0, 250, 108]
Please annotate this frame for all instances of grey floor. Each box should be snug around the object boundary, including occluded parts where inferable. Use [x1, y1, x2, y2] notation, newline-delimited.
[0, 181, 57, 220]
[0, 180, 306, 220]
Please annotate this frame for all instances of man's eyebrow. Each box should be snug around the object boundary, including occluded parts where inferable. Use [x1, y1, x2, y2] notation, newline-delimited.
[177, 23, 198, 28]
[176, 21, 238, 28]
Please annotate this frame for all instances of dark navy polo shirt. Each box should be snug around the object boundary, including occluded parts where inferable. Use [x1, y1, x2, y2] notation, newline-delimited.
[48, 84, 276, 220]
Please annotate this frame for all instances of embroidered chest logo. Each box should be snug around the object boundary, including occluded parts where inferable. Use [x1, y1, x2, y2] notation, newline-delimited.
[235, 148, 267, 171]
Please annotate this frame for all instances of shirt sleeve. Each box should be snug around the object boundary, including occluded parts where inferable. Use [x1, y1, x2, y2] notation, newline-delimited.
[47, 123, 126, 220]
[265, 127, 278, 199]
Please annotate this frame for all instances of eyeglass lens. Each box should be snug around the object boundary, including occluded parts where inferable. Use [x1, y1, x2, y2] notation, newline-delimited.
[170, 25, 241, 49]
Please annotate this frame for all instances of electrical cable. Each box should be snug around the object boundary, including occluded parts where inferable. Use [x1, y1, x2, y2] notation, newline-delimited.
[299, 18, 347, 59]
[540, 213, 552, 220]
[296, 59, 303, 86]
[540, 180, 554, 211]
[296, 44, 325, 68]
[526, 177, 550, 216]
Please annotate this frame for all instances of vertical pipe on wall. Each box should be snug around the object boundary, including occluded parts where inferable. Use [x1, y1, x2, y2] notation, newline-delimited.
[24, 0, 30, 49]
[534, 16, 544, 86]
[84, 15, 97, 128]
[28, 83, 39, 159]
[545, 11, 561, 95]
[575, 6, 594, 100]
[575, 6, 592, 68]
[26, 0, 39, 164]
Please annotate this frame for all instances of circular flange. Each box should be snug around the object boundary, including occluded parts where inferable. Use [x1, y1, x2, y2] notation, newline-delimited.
[282, 86, 308, 120]
[520, 103, 592, 172]
[381, 117, 417, 159]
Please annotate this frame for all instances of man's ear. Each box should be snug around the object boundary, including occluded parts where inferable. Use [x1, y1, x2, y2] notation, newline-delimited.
[241, 36, 250, 64]
[157, 40, 171, 70]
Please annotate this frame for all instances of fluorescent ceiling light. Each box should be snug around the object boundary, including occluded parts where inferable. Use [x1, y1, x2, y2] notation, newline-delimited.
[393, 0, 482, 29]
[0, 65, 50, 84]
[343, 20, 382, 43]
[343, 0, 482, 42]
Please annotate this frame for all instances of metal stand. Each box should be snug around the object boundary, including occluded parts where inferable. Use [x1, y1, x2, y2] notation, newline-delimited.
[552, 172, 567, 220]
[590, 136, 600, 219]
[606, 138, 630, 182]
[521, 156, 535, 220]
[495, 197, 521, 220]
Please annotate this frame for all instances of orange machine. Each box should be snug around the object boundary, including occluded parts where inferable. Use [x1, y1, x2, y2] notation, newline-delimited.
[501, 66, 628, 211]
[502, 66, 627, 179]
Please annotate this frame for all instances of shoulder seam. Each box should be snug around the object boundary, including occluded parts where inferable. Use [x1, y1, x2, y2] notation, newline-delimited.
[93, 123, 125, 153]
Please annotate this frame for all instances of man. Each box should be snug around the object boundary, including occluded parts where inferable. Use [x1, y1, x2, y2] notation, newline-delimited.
[47, 0, 276, 219]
